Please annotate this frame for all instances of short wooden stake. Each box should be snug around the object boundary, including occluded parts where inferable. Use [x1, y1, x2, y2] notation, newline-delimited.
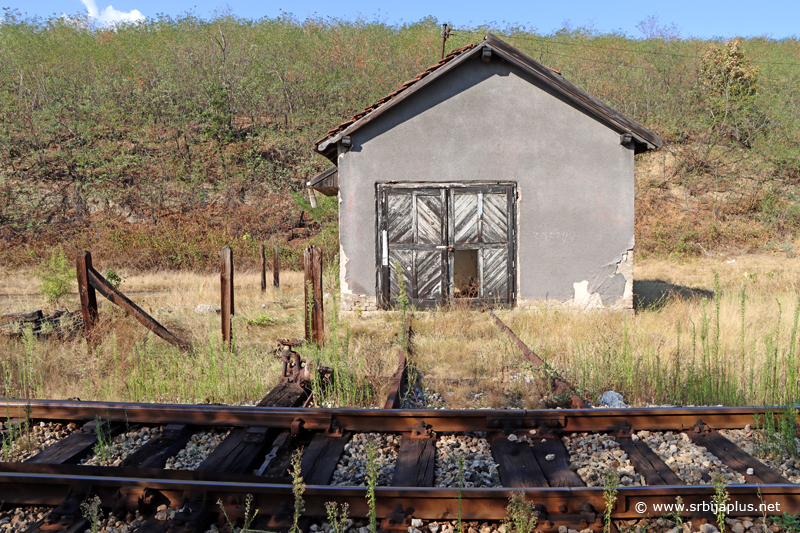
[260, 244, 266, 293]
[273, 243, 280, 288]
[76, 250, 98, 346]
[304, 245, 323, 346]
[221, 247, 234, 348]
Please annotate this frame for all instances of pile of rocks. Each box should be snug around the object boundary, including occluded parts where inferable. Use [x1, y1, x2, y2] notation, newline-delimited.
[1, 421, 79, 462]
[165, 430, 230, 470]
[637, 431, 745, 484]
[435, 433, 500, 488]
[331, 433, 401, 486]
[720, 428, 800, 483]
[82, 426, 163, 467]
[562, 432, 646, 486]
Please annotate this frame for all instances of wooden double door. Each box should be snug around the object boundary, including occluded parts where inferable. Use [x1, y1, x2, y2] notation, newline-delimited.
[377, 182, 516, 308]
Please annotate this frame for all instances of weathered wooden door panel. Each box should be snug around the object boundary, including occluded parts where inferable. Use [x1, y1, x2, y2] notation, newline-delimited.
[387, 195, 413, 244]
[380, 188, 447, 308]
[482, 193, 509, 244]
[416, 195, 444, 245]
[416, 250, 444, 300]
[388, 250, 413, 300]
[378, 183, 514, 309]
[482, 248, 509, 301]
[453, 193, 479, 244]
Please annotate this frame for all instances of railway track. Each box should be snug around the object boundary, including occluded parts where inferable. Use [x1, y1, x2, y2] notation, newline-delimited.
[0, 318, 798, 532]
[2, 400, 798, 532]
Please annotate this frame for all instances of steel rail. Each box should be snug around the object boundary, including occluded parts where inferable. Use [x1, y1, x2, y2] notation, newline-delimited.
[2, 468, 800, 521]
[0, 398, 787, 432]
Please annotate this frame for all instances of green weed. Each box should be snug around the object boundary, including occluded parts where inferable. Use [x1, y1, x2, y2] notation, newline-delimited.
[290, 448, 305, 533]
[603, 469, 619, 533]
[505, 491, 538, 533]
[80, 495, 104, 533]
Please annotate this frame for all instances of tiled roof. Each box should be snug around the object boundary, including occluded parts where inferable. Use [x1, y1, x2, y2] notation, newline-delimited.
[314, 34, 662, 160]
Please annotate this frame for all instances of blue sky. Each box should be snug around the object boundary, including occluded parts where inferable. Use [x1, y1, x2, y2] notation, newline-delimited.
[5, 0, 799, 39]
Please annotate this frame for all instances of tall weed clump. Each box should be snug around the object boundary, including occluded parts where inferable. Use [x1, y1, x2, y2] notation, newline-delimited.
[568, 269, 800, 408]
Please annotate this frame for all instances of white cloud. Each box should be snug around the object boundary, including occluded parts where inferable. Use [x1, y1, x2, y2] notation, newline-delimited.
[81, 0, 145, 24]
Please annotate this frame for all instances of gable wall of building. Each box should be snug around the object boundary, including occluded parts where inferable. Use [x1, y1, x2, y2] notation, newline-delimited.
[336, 53, 635, 311]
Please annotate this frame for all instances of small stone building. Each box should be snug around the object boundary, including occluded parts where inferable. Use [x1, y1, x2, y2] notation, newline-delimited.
[310, 34, 661, 312]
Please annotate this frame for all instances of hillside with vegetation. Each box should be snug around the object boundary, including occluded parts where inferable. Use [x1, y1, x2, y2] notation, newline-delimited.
[1, 13, 799, 271]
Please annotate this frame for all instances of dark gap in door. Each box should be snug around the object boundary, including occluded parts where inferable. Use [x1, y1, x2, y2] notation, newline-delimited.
[454, 250, 479, 298]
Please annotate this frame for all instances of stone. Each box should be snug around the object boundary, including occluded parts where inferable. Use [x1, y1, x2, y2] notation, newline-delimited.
[746, 468, 754, 475]
[412, 519, 424, 528]
[699, 524, 719, 533]
[732, 523, 745, 533]
[598, 391, 627, 408]
[194, 304, 219, 314]
[430, 523, 440, 533]
[546, 454, 555, 461]
[508, 434, 518, 442]
[558, 526, 568, 533]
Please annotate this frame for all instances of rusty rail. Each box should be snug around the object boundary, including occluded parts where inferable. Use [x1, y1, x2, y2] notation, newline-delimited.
[1, 399, 799, 530]
[384, 315, 412, 409]
[0, 398, 785, 433]
[490, 310, 589, 408]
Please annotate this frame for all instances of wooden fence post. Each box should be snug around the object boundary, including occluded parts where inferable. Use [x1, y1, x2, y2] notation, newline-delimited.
[76, 250, 98, 346]
[304, 245, 323, 346]
[273, 243, 280, 288]
[260, 244, 266, 293]
[221, 247, 234, 348]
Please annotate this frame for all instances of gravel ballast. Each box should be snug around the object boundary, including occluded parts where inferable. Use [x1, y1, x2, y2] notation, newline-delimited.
[331, 432, 401, 486]
[435, 433, 500, 488]
[82, 426, 163, 467]
[719, 428, 800, 483]
[164, 430, 229, 470]
[1, 421, 79, 462]
[563, 432, 646, 486]
[637, 430, 745, 484]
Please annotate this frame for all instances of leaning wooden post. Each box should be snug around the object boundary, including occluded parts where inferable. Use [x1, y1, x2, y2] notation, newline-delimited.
[76, 251, 98, 346]
[273, 243, 280, 288]
[260, 244, 266, 293]
[304, 245, 324, 346]
[221, 247, 234, 349]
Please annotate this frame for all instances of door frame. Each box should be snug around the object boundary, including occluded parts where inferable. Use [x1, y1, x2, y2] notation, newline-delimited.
[376, 181, 517, 309]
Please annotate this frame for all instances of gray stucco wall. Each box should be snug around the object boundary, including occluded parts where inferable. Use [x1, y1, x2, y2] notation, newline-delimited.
[336, 53, 635, 309]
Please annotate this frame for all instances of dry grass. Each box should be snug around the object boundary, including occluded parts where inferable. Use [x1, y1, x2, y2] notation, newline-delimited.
[1, 254, 798, 408]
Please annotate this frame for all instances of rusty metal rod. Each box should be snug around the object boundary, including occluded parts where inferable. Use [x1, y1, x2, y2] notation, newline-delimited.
[489, 310, 590, 408]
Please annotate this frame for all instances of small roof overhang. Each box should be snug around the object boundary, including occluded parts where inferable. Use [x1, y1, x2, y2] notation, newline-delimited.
[307, 166, 338, 196]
